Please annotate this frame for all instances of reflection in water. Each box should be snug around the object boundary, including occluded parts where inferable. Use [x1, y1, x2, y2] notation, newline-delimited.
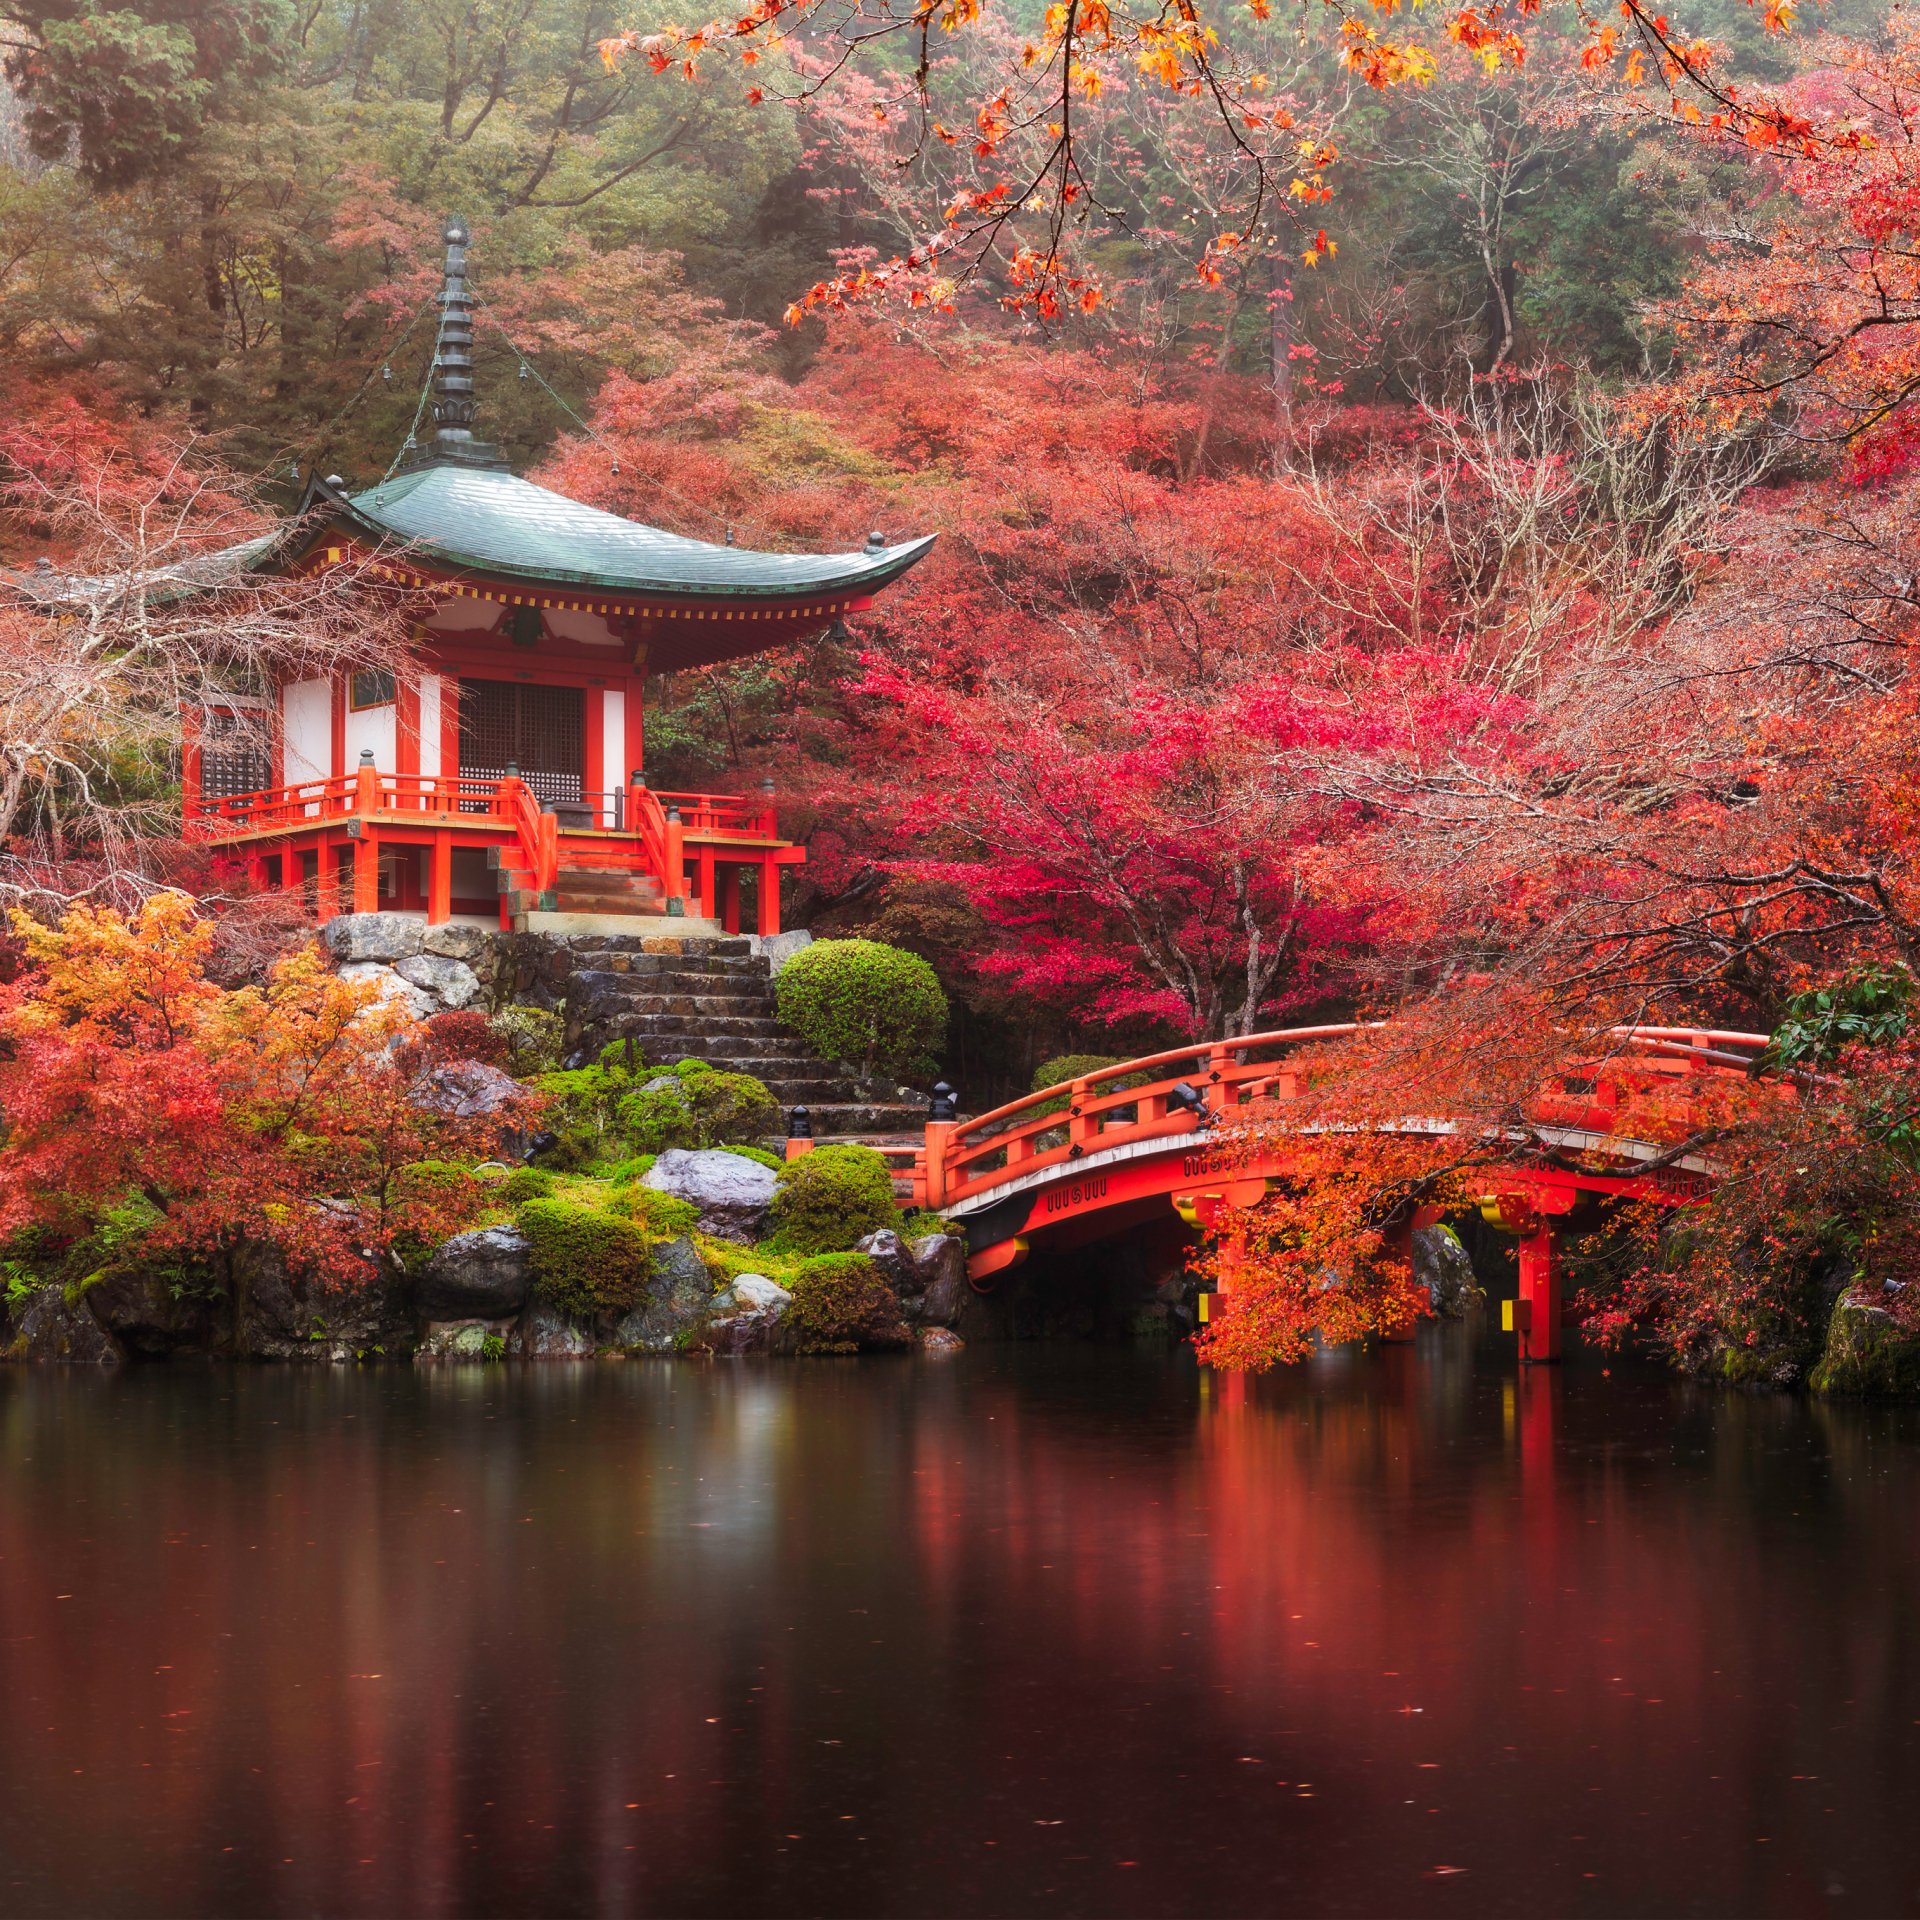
[1, 1335, 1915, 1916]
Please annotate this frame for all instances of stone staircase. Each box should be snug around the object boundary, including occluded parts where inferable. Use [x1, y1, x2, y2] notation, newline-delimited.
[557, 934, 928, 1146]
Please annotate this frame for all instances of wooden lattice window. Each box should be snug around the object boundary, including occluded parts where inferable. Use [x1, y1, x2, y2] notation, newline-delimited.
[457, 678, 583, 806]
[199, 710, 271, 803]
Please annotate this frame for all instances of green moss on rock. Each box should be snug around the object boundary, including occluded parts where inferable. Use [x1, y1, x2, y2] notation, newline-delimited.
[517, 1196, 652, 1319]
[784, 1252, 911, 1354]
[1811, 1294, 1920, 1397]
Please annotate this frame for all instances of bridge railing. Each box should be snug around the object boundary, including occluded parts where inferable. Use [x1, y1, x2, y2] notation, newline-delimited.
[922, 1023, 1774, 1213]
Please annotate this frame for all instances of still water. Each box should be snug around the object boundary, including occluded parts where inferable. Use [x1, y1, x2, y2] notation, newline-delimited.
[1, 1333, 1916, 1918]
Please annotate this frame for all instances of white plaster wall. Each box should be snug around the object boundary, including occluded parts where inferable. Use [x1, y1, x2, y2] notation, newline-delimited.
[344, 699, 396, 773]
[283, 678, 331, 783]
[603, 688, 626, 788]
[424, 596, 503, 631]
[545, 608, 623, 649]
[419, 674, 442, 777]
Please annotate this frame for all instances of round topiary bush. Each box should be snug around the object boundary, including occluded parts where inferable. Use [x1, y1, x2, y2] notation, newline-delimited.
[773, 939, 947, 1079]
[769, 1144, 901, 1254]
[517, 1196, 652, 1318]
[785, 1252, 911, 1354]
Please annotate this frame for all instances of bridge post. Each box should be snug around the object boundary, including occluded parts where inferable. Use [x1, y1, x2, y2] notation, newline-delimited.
[924, 1119, 956, 1208]
[1516, 1225, 1563, 1364]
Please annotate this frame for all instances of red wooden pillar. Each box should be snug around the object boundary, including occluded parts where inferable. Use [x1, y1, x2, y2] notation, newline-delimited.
[717, 866, 741, 935]
[584, 686, 604, 821]
[696, 847, 716, 922]
[280, 844, 301, 894]
[180, 705, 203, 824]
[756, 853, 780, 936]
[353, 833, 380, 913]
[428, 829, 452, 924]
[396, 676, 421, 780]
[315, 834, 339, 921]
[1517, 1225, 1562, 1364]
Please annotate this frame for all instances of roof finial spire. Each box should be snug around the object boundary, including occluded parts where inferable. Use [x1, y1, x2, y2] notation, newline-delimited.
[407, 216, 508, 473]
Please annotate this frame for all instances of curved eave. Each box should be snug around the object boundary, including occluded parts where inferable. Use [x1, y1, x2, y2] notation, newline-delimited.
[374, 531, 939, 606]
[276, 473, 936, 605]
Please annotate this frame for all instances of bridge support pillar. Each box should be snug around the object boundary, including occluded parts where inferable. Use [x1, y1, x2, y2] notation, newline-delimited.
[1515, 1225, 1562, 1365]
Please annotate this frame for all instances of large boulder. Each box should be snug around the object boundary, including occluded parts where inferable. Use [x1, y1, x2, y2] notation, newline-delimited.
[1413, 1224, 1483, 1318]
[322, 913, 426, 964]
[336, 961, 435, 1019]
[412, 1058, 521, 1119]
[722, 1273, 793, 1313]
[642, 1149, 777, 1244]
[856, 1229, 970, 1327]
[1811, 1292, 1920, 1397]
[84, 1270, 216, 1356]
[417, 1320, 508, 1361]
[416, 1226, 533, 1320]
[612, 1235, 717, 1352]
[422, 923, 493, 964]
[231, 1240, 413, 1361]
[509, 1298, 597, 1358]
[6, 1286, 122, 1365]
[394, 951, 481, 1010]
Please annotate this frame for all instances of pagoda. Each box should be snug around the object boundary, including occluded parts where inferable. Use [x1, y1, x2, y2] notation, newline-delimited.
[184, 219, 933, 935]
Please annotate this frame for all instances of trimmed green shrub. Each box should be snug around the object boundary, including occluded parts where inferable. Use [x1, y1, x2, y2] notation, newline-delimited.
[769, 1144, 901, 1254]
[490, 1006, 565, 1076]
[518, 1196, 651, 1318]
[395, 1160, 475, 1201]
[774, 939, 947, 1078]
[616, 1060, 778, 1153]
[605, 1152, 659, 1185]
[502, 1166, 555, 1203]
[721, 1143, 785, 1170]
[785, 1252, 911, 1354]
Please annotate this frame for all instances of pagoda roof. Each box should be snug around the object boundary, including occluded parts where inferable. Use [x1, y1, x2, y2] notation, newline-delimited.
[293, 464, 933, 605]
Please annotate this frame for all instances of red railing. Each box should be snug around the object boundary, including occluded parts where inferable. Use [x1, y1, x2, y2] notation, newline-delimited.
[187, 771, 507, 834]
[656, 790, 778, 838]
[908, 1023, 1774, 1212]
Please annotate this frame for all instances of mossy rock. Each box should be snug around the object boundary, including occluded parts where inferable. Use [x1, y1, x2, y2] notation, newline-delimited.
[615, 1060, 779, 1154]
[502, 1166, 556, 1203]
[784, 1252, 911, 1355]
[1811, 1294, 1920, 1397]
[517, 1196, 652, 1319]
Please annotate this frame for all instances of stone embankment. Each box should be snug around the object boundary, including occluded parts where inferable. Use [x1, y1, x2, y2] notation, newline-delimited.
[3, 1186, 972, 1368]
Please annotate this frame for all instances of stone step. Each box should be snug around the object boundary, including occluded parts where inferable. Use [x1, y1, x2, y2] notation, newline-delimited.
[791, 1102, 929, 1134]
[621, 1004, 779, 1027]
[560, 944, 760, 975]
[757, 1081, 864, 1106]
[519, 911, 727, 941]
[597, 998, 782, 1027]
[574, 978, 772, 1008]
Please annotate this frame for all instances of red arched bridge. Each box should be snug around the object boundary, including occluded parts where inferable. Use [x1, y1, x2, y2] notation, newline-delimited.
[797, 1024, 1772, 1364]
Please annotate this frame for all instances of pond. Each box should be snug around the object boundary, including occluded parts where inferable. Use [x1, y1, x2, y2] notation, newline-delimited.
[1, 1332, 1915, 1917]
